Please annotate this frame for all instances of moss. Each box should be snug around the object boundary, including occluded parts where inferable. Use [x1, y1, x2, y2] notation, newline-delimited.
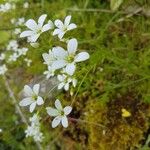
[85, 92, 150, 150]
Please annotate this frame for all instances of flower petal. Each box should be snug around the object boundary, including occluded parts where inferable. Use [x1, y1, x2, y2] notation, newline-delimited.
[38, 14, 47, 27]
[37, 96, 44, 105]
[67, 38, 78, 55]
[29, 102, 37, 112]
[30, 34, 40, 42]
[58, 82, 65, 90]
[42, 24, 51, 32]
[65, 63, 76, 76]
[52, 116, 61, 128]
[53, 29, 61, 35]
[24, 85, 33, 97]
[48, 20, 54, 29]
[58, 32, 65, 39]
[54, 19, 63, 29]
[25, 19, 37, 30]
[64, 15, 71, 26]
[55, 99, 63, 110]
[67, 23, 77, 30]
[19, 98, 33, 106]
[52, 47, 67, 59]
[33, 84, 40, 95]
[74, 52, 90, 62]
[42, 53, 52, 65]
[57, 75, 66, 82]
[20, 31, 34, 38]
[73, 79, 77, 87]
[61, 116, 68, 128]
[64, 106, 72, 115]
[52, 60, 66, 69]
[46, 107, 59, 116]
[64, 83, 69, 91]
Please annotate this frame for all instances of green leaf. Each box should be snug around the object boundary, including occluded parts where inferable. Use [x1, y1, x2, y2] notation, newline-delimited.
[110, 0, 123, 11]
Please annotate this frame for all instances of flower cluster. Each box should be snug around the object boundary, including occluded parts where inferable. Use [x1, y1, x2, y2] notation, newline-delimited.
[0, 2, 15, 12]
[0, 64, 7, 75]
[0, 2, 30, 74]
[11, 17, 25, 35]
[18, 14, 90, 142]
[0, 38, 32, 76]
[6, 40, 29, 62]
[25, 114, 44, 142]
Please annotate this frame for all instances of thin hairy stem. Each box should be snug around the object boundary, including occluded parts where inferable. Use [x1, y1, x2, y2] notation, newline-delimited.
[71, 66, 93, 106]
[69, 117, 105, 128]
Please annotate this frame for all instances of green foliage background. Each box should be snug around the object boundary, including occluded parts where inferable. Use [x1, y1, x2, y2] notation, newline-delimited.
[0, 0, 150, 149]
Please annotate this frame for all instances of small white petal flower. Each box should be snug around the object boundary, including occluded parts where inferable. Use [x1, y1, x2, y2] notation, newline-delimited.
[53, 15, 77, 39]
[14, 28, 21, 35]
[46, 38, 89, 75]
[20, 14, 53, 42]
[0, 53, 5, 61]
[24, 58, 32, 67]
[43, 66, 55, 79]
[7, 40, 19, 51]
[16, 18, 25, 26]
[57, 74, 77, 91]
[18, 47, 28, 56]
[25, 114, 44, 142]
[19, 84, 44, 112]
[23, 2, 29, 9]
[0, 3, 15, 12]
[42, 49, 56, 66]
[0, 64, 7, 75]
[46, 99, 72, 128]
[8, 53, 19, 62]
[11, 18, 15, 24]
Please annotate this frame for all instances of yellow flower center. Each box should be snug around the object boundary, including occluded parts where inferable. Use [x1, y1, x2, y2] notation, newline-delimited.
[66, 55, 74, 63]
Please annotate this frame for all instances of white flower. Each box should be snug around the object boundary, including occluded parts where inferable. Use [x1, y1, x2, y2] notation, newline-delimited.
[20, 14, 53, 42]
[18, 47, 28, 56]
[0, 64, 7, 75]
[24, 58, 32, 67]
[0, 3, 15, 12]
[46, 99, 72, 128]
[43, 66, 55, 79]
[25, 126, 43, 142]
[57, 74, 77, 91]
[7, 40, 18, 51]
[8, 53, 19, 62]
[0, 128, 2, 133]
[23, 2, 29, 9]
[25, 114, 44, 142]
[53, 15, 77, 39]
[48, 38, 89, 75]
[11, 18, 15, 24]
[14, 28, 21, 35]
[29, 114, 40, 126]
[42, 49, 57, 66]
[19, 84, 44, 113]
[16, 18, 25, 26]
[0, 53, 5, 61]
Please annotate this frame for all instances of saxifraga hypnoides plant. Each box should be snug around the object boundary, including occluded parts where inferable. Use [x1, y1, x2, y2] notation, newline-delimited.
[0, 6, 90, 145]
